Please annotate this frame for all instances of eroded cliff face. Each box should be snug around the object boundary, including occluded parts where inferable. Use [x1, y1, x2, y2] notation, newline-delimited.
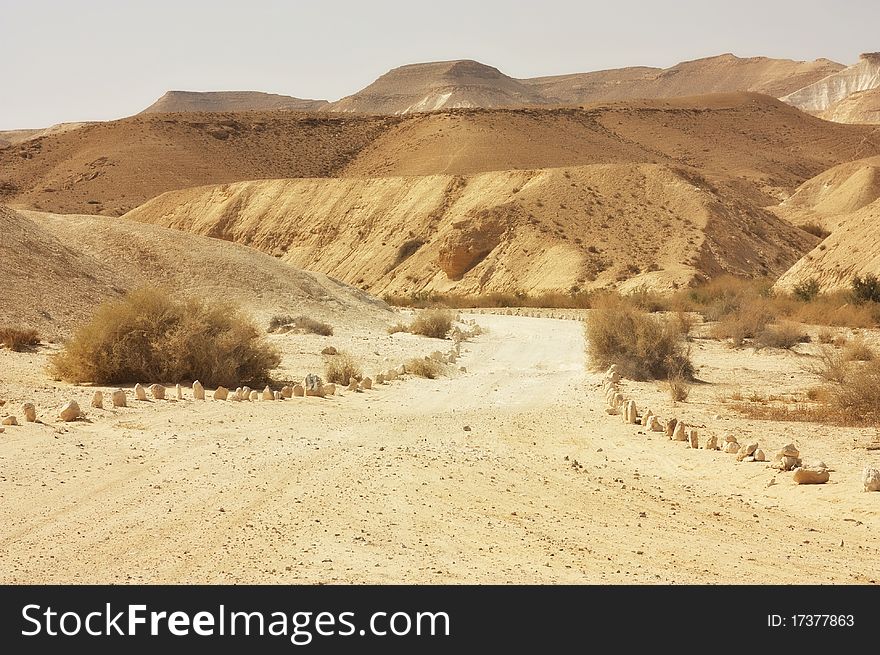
[820, 88, 880, 124]
[782, 53, 880, 113]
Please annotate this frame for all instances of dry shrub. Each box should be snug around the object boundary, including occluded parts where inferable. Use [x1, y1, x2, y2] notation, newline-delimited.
[668, 370, 690, 402]
[51, 288, 280, 386]
[798, 222, 830, 239]
[817, 327, 834, 344]
[409, 309, 454, 339]
[709, 301, 774, 346]
[384, 290, 595, 309]
[268, 315, 333, 336]
[405, 357, 443, 379]
[753, 322, 808, 350]
[586, 297, 693, 381]
[387, 322, 410, 335]
[0, 327, 40, 352]
[842, 337, 875, 361]
[828, 359, 880, 424]
[806, 347, 848, 384]
[324, 351, 362, 386]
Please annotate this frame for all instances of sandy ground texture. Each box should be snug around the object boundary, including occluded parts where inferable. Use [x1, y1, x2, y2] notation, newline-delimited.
[1, 313, 879, 583]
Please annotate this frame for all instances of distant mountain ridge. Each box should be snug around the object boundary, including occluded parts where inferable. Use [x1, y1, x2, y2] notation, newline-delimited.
[140, 90, 328, 114]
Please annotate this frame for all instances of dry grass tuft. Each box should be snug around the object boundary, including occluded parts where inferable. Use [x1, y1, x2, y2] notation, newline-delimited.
[842, 337, 875, 361]
[586, 297, 693, 381]
[405, 357, 443, 379]
[0, 327, 40, 352]
[387, 322, 410, 335]
[753, 322, 808, 350]
[409, 309, 454, 339]
[268, 315, 333, 336]
[667, 370, 690, 402]
[324, 351, 362, 386]
[51, 288, 280, 387]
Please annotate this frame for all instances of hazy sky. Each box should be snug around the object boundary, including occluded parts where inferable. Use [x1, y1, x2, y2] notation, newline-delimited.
[2, 0, 877, 128]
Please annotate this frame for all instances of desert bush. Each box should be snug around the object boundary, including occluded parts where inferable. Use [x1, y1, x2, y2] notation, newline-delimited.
[753, 322, 808, 350]
[798, 222, 830, 239]
[324, 351, 362, 386]
[792, 278, 820, 302]
[807, 347, 849, 384]
[387, 322, 410, 334]
[0, 327, 40, 352]
[668, 370, 690, 402]
[409, 309, 454, 339]
[827, 359, 880, 424]
[843, 338, 875, 361]
[709, 301, 773, 346]
[816, 327, 834, 344]
[852, 274, 880, 304]
[51, 288, 280, 386]
[405, 357, 443, 379]
[268, 315, 333, 336]
[586, 297, 693, 380]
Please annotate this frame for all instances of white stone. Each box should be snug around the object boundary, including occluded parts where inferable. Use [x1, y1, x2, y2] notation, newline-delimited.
[862, 467, 880, 492]
[91, 391, 104, 409]
[134, 383, 148, 401]
[59, 400, 80, 422]
[192, 380, 205, 400]
[111, 389, 127, 407]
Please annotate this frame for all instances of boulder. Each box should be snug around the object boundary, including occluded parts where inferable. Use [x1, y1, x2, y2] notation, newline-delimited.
[431, 351, 444, 362]
[648, 416, 664, 432]
[1, 415, 17, 426]
[397, 364, 407, 376]
[723, 441, 740, 454]
[150, 384, 166, 400]
[214, 386, 229, 401]
[605, 406, 619, 415]
[736, 442, 759, 462]
[793, 467, 830, 485]
[91, 391, 104, 409]
[293, 384, 305, 397]
[724, 434, 738, 443]
[780, 455, 802, 471]
[249, 391, 259, 401]
[753, 449, 766, 462]
[862, 467, 880, 492]
[321, 346, 338, 355]
[704, 435, 719, 450]
[304, 374, 324, 397]
[192, 380, 205, 400]
[641, 409, 654, 427]
[262, 386, 274, 401]
[274, 391, 283, 400]
[361, 377, 372, 391]
[22, 402, 36, 422]
[111, 389, 127, 407]
[348, 379, 359, 392]
[242, 386, 252, 400]
[134, 383, 148, 401]
[175, 383, 183, 400]
[778, 443, 800, 458]
[59, 400, 81, 422]
[625, 400, 638, 425]
[687, 429, 698, 449]
[281, 386, 293, 399]
[375, 374, 385, 385]
[324, 383, 336, 396]
[665, 418, 678, 438]
[672, 422, 687, 442]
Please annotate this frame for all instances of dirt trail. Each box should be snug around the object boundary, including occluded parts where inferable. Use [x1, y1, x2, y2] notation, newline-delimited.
[1, 315, 878, 583]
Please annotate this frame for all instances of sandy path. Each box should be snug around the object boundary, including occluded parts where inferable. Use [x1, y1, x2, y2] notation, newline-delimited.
[1, 314, 878, 583]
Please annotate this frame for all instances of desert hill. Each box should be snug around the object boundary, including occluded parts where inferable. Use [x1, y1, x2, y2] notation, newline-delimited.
[123, 164, 816, 296]
[781, 52, 880, 113]
[340, 93, 880, 206]
[0, 122, 92, 149]
[820, 87, 880, 124]
[0, 205, 392, 338]
[3, 94, 879, 218]
[140, 90, 328, 114]
[0, 111, 398, 215]
[329, 60, 549, 114]
[521, 54, 842, 105]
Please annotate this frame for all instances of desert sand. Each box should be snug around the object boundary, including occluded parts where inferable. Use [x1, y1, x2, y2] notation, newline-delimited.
[1, 312, 878, 583]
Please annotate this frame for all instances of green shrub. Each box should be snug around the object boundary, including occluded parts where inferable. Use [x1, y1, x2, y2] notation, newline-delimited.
[852, 274, 880, 304]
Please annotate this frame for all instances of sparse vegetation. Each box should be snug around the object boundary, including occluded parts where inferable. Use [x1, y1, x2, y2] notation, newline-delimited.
[792, 277, 820, 302]
[409, 309, 454, 339]
[842, 337, 874, 361]
[667, 370, 690, 402]
[807, 347, 849, 384]
[387, 322, 410, 334]
[51, 288, 280, 387]
[852, 274, 880, 304]
[0, 327, 40, 352]
[405, 357, 443, 379]
[586, 297, 693, 381]
[753, 322, 808, 350]
[798, 222, 830, 239]
[324, 351, 362, 386]
[268, 315, 334, 336]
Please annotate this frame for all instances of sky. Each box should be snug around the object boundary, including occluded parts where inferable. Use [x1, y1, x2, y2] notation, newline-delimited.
[1, 0, 878, 129]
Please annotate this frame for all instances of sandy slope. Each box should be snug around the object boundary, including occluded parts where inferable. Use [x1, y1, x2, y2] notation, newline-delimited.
[1, 314, 877, 584]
